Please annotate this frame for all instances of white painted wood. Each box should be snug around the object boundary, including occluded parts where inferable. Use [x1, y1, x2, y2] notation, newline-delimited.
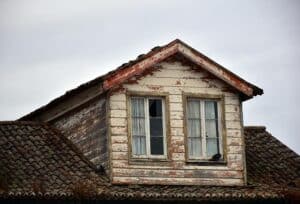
[111, 126, 127, 135]
[110, 118, 127, 126]
[111, 143, 128, 152]
[170, 111, 184, 120]
[111, 135, 128, 144]
[110, 101, 126, 110]
[169, 103, 183, 112]
[108, 61, 245, 186]
[169, 94, 182, 103]
[110, 110, 127, 118]
[170, 127, 184, 136]
[113, 176, 243, 186]
[170, 119, 184, 128]
[112, 152, 128, 160]
[110, 93, 126, 101]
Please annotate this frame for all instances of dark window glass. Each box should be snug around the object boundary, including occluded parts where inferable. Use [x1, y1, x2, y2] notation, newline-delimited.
[150, 118, 163, 136]
[150, 137, 164, 155]
[149, 99, 162, 117]
[149, 99, 164, 155]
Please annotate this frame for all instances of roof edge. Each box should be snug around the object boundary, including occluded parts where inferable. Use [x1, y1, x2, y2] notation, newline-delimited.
[19, 39, 263, 121]
[244, 126, 266, 131]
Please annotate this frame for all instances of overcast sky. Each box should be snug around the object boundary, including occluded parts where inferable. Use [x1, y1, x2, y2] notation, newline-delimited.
[1, 0, 299, 154]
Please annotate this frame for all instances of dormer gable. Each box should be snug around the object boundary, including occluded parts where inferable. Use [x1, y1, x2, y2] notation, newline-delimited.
[102, 39, 263, 100]
[20, 39, 263, 187]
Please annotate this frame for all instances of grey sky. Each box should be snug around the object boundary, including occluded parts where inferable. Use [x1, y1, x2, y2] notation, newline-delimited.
[1, 0, 299, 154]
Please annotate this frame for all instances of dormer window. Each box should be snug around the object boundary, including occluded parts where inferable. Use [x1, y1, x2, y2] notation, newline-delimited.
[185, 97, 223, 161]
[130, 96, 166, 158]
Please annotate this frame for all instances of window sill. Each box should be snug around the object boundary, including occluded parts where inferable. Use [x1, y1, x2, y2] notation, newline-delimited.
[186, 160, 227, 166]
[129, 157, 171, 165]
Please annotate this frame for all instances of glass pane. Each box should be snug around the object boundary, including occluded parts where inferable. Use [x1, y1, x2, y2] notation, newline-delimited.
[150, 137, 164, 155]
[132, 118, 145, 136]
[150, 118, 163, 136]
[132, 136, 146, 155]
[187, 100, 200, 118]
[131, 97, 146, 156]
[131, 98, 144, 117]
[149, 99, 162, 117]
[149, 99, 164, 155]
[188, 137, 201, 157]
[205, 101, 217, 119]
[188, 119, 201, 138]
[205, 119, 218, 138]
[206, 138, 219, 157]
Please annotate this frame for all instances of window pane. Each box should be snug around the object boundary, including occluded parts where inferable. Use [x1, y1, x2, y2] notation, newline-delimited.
[149, 99, 164, 155]
[149, 99, 162, 117]
[150, 137, 164, 155]
[150, 118, 163, 136]
[132, 136, 146, 155]
[132, 118, 145, 136]
[131, 98, 144, 117]
[205, 119, 217, 138]
[188, 119, 201, 138]
[188, 137, 201, 157]
[187, 100, 200, 118]
[205, 101, 217, 119]
[205, 101, 220, 157]
[206, 138, 219, 157]
[131, 98, 146, 156]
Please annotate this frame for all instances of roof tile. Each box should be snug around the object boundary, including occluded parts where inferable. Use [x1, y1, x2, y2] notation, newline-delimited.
[0, 122, 299, 201]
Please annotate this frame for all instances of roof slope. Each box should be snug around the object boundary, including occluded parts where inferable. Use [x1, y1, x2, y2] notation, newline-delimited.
[1, 122, 299, 200]
[0, 121, 107, 197]
[20, 39, 263, 121]
[245, 126, 300, 187]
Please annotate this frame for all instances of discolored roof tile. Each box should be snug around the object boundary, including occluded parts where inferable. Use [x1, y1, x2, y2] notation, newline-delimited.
[0, 122, 299, 201]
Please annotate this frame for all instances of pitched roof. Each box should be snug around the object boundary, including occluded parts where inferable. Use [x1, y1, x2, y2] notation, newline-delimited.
[0, 122, 299, 201]
[0, 121, 107, 197]
[244, 126, 300, 187]
[20, 39, 263, 121]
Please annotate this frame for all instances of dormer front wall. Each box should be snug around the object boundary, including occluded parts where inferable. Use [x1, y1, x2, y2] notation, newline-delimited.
[108, 60, 245, 186]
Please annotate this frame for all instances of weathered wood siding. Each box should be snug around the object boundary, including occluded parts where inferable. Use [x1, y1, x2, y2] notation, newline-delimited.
[53, 98, 108, 170]
[109, 61, 245, 186]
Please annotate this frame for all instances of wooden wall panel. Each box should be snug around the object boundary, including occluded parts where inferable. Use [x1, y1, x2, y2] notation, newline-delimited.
[109, 61, 245, 186]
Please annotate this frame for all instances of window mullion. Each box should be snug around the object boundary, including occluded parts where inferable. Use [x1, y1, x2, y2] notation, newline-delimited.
[200, 101, 206, 158]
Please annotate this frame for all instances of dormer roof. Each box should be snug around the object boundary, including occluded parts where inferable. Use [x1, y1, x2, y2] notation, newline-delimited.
[20, 39, 262, 121]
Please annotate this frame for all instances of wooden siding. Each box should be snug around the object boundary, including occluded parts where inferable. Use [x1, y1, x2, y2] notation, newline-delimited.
[109, 61, 245, 186]
[53, 98, 108, 170]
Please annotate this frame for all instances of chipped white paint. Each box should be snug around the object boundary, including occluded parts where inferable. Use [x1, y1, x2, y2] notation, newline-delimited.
[109, 61, 245, 186]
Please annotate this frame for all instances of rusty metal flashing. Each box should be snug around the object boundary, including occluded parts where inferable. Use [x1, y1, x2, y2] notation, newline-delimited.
[20, 39, 263, 121]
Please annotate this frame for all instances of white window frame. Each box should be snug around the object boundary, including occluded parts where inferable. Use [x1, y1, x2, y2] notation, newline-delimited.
[186, 98, 223, 160]
[130, 96, 167, 159]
